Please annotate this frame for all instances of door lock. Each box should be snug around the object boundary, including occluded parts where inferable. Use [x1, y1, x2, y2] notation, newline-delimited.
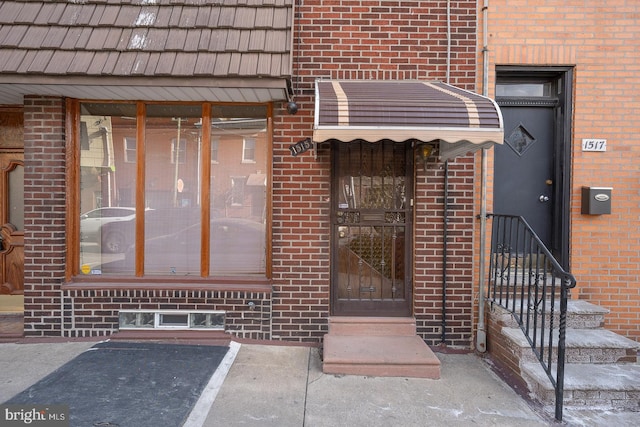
[539, 195, 550, 202]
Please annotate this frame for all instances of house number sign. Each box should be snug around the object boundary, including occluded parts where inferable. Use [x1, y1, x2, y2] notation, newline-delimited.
[582, 138, 607, 152]
[289, 138, 312, 156]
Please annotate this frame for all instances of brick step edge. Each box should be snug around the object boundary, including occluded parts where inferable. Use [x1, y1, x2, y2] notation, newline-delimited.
[327, 316, 417, 336]
[109, 329, 232, 346]
[490, 299, 608, 329]
[323, 335, 441, 379]
[522, 362, 640, 411]
[502, 327, 639, 364]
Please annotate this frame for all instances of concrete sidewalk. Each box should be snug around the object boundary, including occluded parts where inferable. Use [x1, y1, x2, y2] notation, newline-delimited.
[202, 344, 640, 427]
[205, 344, 552, 427]
[1, 340, 638, 426]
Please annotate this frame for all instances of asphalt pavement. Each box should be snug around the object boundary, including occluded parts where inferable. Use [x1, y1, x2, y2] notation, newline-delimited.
[0, 339, 638, 426]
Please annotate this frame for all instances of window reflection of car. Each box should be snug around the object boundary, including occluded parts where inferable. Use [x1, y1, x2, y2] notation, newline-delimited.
[101, 218, 266, 276]
[80, 207, 137, 253]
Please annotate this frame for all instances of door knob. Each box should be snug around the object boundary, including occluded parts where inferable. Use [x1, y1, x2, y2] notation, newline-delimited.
[539, 195, 550, 202]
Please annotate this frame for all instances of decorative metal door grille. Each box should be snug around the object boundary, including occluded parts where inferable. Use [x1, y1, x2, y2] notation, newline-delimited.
[332, 141, 412, 315]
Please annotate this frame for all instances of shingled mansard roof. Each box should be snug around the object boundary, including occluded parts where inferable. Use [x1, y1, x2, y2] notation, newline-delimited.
[0, 0, 294, 104]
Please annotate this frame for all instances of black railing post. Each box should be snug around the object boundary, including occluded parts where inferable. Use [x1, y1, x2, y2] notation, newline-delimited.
[555, 275, 571, 421]
[486, 214, 576, 422]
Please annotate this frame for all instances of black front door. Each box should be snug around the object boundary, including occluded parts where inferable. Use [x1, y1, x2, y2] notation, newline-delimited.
[494, 103, 555, 245]
[494, 70, 572, 267]
[331, 141, 413, 316]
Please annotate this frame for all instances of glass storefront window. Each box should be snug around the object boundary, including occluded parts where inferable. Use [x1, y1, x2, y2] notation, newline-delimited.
[143, 105, 202, 276]
[79, 103, 137, 275]
[78, 102, 268, 278]
[209, 107, 267, 276]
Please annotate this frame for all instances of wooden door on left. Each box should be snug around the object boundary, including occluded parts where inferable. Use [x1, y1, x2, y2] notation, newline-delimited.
[0, 107, 24, 295]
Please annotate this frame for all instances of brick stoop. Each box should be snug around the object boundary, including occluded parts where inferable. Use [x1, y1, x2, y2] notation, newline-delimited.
[322, 317, 441, 379]
[487, 300, 640, 413]
[522, 362, 640, 411]
[109, 329, 232, 346]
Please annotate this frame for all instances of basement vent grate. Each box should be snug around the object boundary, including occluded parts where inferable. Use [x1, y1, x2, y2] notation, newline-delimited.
[118, 310, 225, 330]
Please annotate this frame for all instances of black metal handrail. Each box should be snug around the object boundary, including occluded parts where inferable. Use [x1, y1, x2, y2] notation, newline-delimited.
[487, 214, 576, 421]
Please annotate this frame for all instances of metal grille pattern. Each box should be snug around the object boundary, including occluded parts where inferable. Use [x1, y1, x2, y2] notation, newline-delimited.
[334, 141, 408, 302]
[487, 214, 576, 421]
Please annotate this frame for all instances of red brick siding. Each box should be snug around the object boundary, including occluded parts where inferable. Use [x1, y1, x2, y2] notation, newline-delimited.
[62, 289, 271, 339]
[272, 0, 479, 346]
[271, 106, 331, 342]
[23, 1, 483, 346]
[21, 95, 273, 340]
[484, 303, 530, 394]
[22, 96, 67, 337]
[483, 0, 640, 342]
[414, 158, 476, 347]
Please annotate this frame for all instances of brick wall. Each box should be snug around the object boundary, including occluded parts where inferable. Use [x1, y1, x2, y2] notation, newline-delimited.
[414, 157, 476, 347]
[23, 96, 67, 337]
[21, 96, 274, 340]
[61, 289, 271, 339]
[21, 1, 484, 346]
[484, 302, 530, 394]
[483, 0, 640, 342]
[271, 101, 331, 342]
[272, 0, 480, 346]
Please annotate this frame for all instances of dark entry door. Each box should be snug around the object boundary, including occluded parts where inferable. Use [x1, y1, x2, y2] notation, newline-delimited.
[493, 70, 573, 268]
[331, 141, 413, 316]
[494, 103, 555, 246]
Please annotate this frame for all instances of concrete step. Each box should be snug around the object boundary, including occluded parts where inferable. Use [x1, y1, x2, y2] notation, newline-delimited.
[323, 334, 441, 379]
[562, 300, 610, 329]
[492, 299, 608, 329]
[490, 270, 566, 292]
[327, 316, 417, 336]
[522, 361, 640, 411]
[502, 327, 639, 364]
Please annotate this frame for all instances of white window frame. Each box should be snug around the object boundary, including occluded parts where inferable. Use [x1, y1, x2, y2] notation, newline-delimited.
[124, 137, 136, 163]
[242, 137, 256, 163]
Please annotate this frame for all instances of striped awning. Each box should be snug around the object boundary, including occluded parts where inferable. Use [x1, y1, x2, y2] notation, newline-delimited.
[313, 80, 504, 160]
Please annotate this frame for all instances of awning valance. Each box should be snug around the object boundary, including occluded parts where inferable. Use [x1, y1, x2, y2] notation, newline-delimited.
[313, 80, 504, 160]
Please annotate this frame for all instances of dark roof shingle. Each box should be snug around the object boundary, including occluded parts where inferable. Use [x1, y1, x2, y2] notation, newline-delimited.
[0, 0, 293, 79]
